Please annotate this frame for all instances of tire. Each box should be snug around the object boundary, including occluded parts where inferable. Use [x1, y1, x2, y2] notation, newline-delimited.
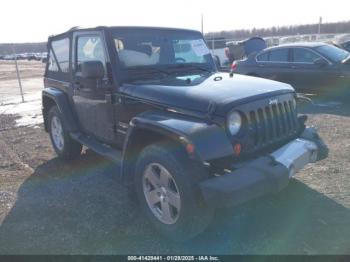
[48, 106, 82, 160]
[134, 142, 214, 241]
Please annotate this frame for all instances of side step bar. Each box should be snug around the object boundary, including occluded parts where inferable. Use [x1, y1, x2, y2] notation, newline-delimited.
[70, 132, 122, 164]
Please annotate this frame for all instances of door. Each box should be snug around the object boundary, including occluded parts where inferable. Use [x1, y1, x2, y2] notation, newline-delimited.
[290, 48, 340, 92]
[72, 32, 116, 143]
[255, 48, 294, 84]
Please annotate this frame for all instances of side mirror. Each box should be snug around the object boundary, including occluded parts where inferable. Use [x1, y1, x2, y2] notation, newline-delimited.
[81, 61, 104, 79]
[314, 58, 328, 67]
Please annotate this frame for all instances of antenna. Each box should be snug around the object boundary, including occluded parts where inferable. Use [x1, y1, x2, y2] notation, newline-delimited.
[201, 14, 204, 35]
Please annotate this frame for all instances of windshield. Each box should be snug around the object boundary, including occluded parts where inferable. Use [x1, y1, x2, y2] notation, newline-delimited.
[111, 28, 215, 81]
[315, 44, 349, 62]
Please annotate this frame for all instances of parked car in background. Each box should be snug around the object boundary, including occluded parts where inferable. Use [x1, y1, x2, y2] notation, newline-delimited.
[3, 54, 15, 60]
[334, 40, 350, 53]
[205, 37, 230, 68]
[232, 42, 350, 93]
[332, 34, 350, 53]
[226, 37, 266, 64]
[27, 53, 37, 60]
[40, 52, 48, 63]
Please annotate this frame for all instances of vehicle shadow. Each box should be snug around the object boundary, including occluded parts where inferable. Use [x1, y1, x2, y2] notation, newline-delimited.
[0, 152, 349, 254]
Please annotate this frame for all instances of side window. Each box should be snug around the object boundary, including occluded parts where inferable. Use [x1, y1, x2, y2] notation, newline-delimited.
[293, 48, 320, 63]
[256, 51, 269, 62]
[76, 35, 106, 72]
[49, 38, 70, 73]
[269, 49, 289, 62]
[48, 49, 59, 72]
[114, 38, 160, 67]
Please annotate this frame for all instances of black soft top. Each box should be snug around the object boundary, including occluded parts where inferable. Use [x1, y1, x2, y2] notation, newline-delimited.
[49, 26, 201, 40]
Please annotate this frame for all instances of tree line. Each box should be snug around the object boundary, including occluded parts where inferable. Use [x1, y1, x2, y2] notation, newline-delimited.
[205, 20, 350, 40]
[0, 43, 46, 55]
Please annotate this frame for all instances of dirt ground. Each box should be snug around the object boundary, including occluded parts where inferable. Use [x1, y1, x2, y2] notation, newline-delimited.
[0, 61, 349, 254]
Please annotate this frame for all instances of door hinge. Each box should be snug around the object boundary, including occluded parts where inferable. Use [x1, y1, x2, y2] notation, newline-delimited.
[113, 124, 118, 133]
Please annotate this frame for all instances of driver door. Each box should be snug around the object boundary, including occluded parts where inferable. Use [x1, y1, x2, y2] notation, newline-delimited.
[72, 32, 117, 143]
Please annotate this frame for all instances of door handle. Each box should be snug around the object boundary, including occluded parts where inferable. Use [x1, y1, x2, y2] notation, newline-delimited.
[290, 65, 298, 69]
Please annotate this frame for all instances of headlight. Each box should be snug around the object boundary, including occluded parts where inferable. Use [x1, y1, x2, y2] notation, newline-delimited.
[227, 111, 242, 135]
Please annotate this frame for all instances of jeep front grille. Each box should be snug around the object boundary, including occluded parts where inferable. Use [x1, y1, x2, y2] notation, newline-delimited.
[248, 99, 298, 147]
[232, 93, 299, 154]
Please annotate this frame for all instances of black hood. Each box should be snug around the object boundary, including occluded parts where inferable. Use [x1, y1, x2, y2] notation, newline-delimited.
[120, 73, 295, 116]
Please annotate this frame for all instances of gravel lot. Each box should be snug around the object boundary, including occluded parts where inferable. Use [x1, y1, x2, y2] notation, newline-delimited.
[0, 61, 349, 254]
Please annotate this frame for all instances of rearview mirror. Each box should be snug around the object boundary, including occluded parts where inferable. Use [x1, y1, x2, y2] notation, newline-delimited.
[314, 58, 328, 67]
[81, 61, 104, 79]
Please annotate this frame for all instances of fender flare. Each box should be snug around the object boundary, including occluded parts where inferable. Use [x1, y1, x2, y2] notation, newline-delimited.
[42, 88, 79, 132]
[121, 111, 234, 181]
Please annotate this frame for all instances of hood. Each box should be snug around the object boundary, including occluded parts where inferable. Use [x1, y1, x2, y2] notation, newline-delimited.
[121, 73, 295, 116]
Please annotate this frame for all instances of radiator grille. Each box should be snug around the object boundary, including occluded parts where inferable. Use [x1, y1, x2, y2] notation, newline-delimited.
[247, 98, 298, 147]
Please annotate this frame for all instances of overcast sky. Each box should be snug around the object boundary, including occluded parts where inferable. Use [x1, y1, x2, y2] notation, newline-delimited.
[1, 0, 349, 43]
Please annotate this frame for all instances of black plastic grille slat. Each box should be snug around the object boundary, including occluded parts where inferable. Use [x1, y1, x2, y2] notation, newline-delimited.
[272, 104, 281, 137]
[284, 101, 292, 132]
[288, 100, 297, 128]
[249, 111, 258, 145]
[265, 106, 274, 140]
[265, 106, 277, 139]
[279, 103, 287, 135]
[257, 109, 266, 143]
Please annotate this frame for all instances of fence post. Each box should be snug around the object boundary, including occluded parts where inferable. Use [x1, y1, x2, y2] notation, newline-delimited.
[12, 45, 24, 103]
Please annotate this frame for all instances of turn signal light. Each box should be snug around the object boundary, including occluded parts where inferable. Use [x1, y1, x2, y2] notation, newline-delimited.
[231, 62, 237, 71]
[186, 143, 195, 154]
[233, 143, 241, 156]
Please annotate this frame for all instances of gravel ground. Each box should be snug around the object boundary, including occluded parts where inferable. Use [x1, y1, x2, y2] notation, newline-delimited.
[0, 61, 349, 254]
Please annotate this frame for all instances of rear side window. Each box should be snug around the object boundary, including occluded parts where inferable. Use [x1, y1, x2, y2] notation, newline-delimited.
[269, 49, 289, 62]
[256, 51, 269, 62]
[49, 38, 70, 73]
[292, 48, 320, 63]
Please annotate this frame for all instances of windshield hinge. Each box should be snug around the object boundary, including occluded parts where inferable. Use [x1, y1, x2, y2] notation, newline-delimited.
[207, 101, 217, 119]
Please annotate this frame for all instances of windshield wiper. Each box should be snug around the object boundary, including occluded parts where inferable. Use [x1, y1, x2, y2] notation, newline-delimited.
[127, 67, 171, 76]
[125, 67, 172, 81]
[166, 64, 213, 74]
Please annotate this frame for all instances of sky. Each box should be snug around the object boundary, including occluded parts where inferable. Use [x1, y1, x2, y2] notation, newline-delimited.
[1, 0, 349, 43]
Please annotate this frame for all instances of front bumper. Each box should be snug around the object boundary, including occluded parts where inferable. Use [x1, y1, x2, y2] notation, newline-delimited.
[200, 127, 328, 207]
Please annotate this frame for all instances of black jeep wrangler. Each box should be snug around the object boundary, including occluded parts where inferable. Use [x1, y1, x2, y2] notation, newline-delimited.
[42, 26, 328, 240]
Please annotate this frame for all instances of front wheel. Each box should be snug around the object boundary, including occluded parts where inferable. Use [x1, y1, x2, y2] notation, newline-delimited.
[134, 143, 213, 241]
[48, 106, 82, 160]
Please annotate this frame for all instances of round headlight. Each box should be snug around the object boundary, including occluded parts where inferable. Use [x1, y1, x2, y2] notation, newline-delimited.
[227, 111, 242, 135]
